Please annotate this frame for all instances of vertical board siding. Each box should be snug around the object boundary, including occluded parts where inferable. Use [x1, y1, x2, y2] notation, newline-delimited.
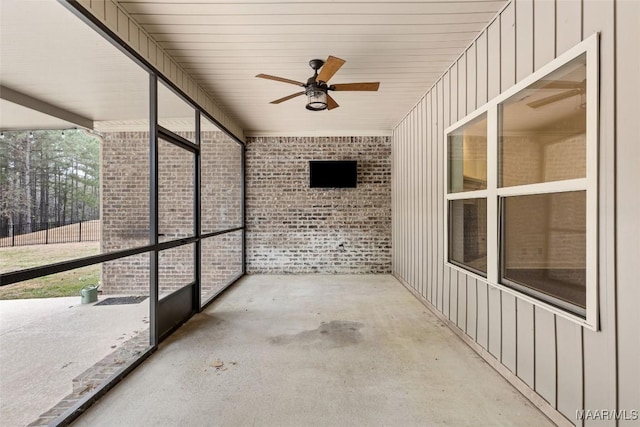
[457, 271, 467, 330]
[515, 0, 534, 82]
[401, 121, 404, 280]
[409, 109, 416, 289]
[488, 286, 502, 358]
[421, 98, 428, 299]
[391, 128, 396, 274]
[418, 100, 424, 299]
[404, 115, 410, 285]
[403, 118, 408, 284]
[583, 0, 618, 422]
[516, 298, 535, 388]
[449, 267, 458, 323]
[436, 80, 445, 312]
[533, 0, 555, 69]
[616, 0, 640, 421]
[466, 277, 477, 340]
[128, 21, 139, 51]
[500, 2, 516, 91]
[407, 112, 412, 287]
[426, 93, 433, 301]
[416, 108, 421, 288]
[476, 33, 488, 107]
[443, 267, 451, 318]
[556, 0, 582, 56]
[501, 292, 517, 373]
[534, 307, 557, 406]
[458, 54, 468, 119]
[395, 125, 399, 277]
[442, 71, 451, 318]
[391, 1, 626, 424]
[431, 90, 438, 304]
[399, 122, 404, 281]
[405, 117, 410, 287]
[117, 9, 129, 40]
[487, 20, 501, 99]
[466, 48, 477, 122]
[105, 0, 117, 25]
[476, 280, 489, 349]
[450, 64, 459, 124]
[556, 318, 583, 422]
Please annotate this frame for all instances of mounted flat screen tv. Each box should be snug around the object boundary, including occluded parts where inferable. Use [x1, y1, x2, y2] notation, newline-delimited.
[309, 160, 357, 188]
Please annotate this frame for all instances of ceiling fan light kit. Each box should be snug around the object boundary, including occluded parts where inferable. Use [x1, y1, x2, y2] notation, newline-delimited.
[306, 87, 328, 111]
[256, 56, 380, 111]
[305, 59, 329, 111]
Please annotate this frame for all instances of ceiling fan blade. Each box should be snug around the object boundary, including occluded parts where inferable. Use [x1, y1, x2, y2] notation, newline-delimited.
[256, 74, 304, 86]
[326, 94, 339, 110]
[270, 92, 305, 104]
[316, 56, 346, 84]
[527, 89, 581, 109]
[531, 79, 585, 90]
[331, 82, 380, 91]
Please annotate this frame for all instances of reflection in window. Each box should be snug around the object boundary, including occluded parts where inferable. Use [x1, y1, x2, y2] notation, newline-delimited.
[158, 139, 194, 243]
[159, 243, 195, 298]
[448, 198, 487, 275]
[201, 118, 243, 233]
[201, 230, 243, 306]
[102, 130, 150, 252]
[158, 81, 196, 143]
[448, 113, 487, 193]
[1, 253, 151, 425]
[501, 191, 586, 314]
[500, 54, 586, 187]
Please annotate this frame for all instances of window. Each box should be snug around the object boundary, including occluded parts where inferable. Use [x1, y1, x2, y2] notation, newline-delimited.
[445, 34, 598, 328]
[499, 54, 587, 188]
[501, 192, 586, 315]
[449, 198, 487, 275]
[448, 113, 488, 193]
[446, 113, 488, 275]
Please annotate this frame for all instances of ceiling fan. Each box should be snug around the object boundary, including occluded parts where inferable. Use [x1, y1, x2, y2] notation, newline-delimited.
[527, 79, 586, 109]
[255, 55, 380, 111]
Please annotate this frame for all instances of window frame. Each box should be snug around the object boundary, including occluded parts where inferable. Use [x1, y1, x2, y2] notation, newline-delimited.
[443, 33, 599, 330]
[447, 198, 488, 277]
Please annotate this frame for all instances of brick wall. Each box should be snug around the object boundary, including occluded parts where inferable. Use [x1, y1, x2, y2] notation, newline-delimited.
[245, 136, 391, 274]
[100, 130, 243, 295]
[101, 131, 150, 254]
[102, 133, 391, 288]
[201, 130, 243, 232]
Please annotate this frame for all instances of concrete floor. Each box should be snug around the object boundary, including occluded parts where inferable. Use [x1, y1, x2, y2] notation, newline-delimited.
[0, 296, 149, 426]
[72, 275, 553, 426]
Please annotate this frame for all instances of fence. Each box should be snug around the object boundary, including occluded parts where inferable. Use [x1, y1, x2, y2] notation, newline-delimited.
[0, 220, 101, 248]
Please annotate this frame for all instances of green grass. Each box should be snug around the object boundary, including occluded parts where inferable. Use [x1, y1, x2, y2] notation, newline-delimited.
[0, 242, 100, 300]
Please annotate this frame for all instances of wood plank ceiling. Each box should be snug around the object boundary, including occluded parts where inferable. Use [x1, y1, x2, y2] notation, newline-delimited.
[117, 0, 508, 135]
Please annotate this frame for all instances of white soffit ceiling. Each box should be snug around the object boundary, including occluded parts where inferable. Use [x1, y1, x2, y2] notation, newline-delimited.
[0, 0, 149, 132]
[117, 0, 508, 135]
[0, 99, 80, 131]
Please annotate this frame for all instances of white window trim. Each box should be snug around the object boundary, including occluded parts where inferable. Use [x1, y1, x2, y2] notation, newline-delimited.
[443, 33, 599, 330]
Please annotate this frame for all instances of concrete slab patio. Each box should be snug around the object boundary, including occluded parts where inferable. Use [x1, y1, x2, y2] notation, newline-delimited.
[72, 275, 553, 426]
[0, 295, 150, 426]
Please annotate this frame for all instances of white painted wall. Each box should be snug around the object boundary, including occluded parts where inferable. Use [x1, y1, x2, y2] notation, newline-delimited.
[392, 0, 640, 425]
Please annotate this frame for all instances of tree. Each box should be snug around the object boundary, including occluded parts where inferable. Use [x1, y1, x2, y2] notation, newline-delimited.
[0, 129, 101, 237]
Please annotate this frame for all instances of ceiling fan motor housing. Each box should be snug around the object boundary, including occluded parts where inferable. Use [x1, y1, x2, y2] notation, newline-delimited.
[309, 59, 325, 71]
